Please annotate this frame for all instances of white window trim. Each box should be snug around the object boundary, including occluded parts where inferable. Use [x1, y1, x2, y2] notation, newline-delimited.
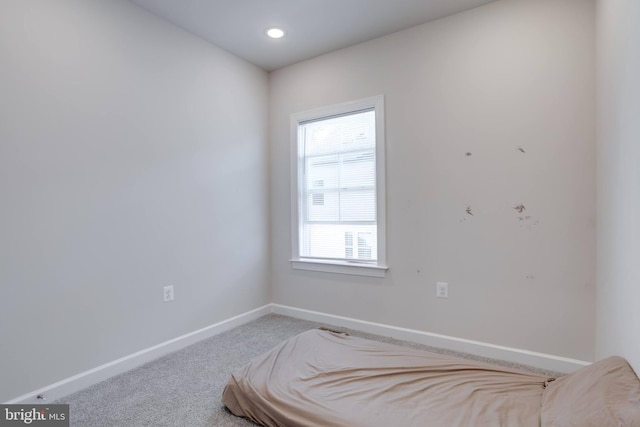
[290, 95, 388, 277]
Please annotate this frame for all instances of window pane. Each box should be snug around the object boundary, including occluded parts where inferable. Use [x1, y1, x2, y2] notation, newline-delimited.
[295, 99, 384, 268]
[302, 110, 375, 156]
[306, 191, 339, 221]
[302, 224, 377, 260]
[340, 151, 375, 189]
[339, 190, 376, 221]
[306, 155, 339, 190]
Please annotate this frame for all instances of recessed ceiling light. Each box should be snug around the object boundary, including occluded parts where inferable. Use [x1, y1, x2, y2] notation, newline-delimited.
[266, 27, 286, 39]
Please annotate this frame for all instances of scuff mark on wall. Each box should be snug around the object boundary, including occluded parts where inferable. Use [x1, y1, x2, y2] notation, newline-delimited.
[459, 205, 474, 223]
[513, 204, 539, 230]
[465, 152, 472, 157]
[517, 146, 526, 153]
[518, 216, 539, 230]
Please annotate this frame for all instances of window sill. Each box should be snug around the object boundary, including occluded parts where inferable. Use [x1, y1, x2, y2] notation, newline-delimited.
[290, 259, 388, 278]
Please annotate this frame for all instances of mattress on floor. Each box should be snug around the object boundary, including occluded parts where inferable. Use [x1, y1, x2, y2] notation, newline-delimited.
[222, 329, 552, 427]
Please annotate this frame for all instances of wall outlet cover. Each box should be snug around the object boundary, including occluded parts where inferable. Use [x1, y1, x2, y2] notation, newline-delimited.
[436, 282, 448, 298]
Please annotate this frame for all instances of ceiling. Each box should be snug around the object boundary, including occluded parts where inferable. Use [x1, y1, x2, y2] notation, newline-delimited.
[130, 0, 499, 71]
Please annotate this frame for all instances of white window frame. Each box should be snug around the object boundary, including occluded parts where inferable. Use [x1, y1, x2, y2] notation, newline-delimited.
[290, 95, 388, 278]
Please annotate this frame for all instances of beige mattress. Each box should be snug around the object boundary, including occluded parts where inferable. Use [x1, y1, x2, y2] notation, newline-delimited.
[222, 329, 553, 427]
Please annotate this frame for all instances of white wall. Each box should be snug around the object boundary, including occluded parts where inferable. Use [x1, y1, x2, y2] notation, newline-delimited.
[271, 0, 596, 361]
[0, 0, 269, 402]
[596, 0, 640, 373]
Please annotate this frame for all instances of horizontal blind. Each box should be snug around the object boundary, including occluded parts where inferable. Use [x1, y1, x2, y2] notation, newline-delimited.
[299, 109, 377, 262]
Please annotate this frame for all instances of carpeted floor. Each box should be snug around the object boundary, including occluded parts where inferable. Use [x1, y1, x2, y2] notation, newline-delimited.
[57, 314, 562, 426]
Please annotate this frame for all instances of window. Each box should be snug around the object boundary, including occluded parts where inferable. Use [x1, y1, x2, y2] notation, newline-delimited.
[290, 96, 387, 277]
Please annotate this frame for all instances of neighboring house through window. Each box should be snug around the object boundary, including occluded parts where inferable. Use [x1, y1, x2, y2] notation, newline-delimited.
[290, 95, 387, 277]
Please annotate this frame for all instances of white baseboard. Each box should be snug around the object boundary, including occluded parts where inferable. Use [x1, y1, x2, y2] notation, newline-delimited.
[8, 302, 590, 404]
[270, 304, 591, 373]
[6, 305, 272, 404]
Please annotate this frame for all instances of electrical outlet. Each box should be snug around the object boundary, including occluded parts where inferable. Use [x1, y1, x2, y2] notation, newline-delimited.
[436, 282, 448, 298]
[163, 285, 174, 302]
